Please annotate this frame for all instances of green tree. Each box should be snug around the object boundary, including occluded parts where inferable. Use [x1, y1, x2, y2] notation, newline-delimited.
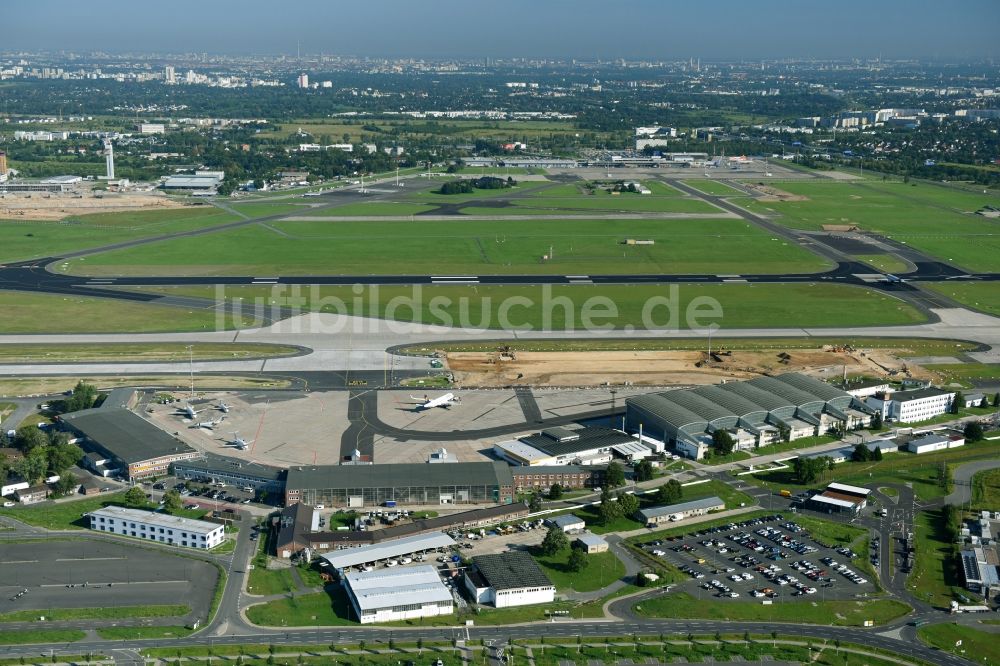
[528, 492, 543, 513]
[605, 461, 626, 488]
[65, 381, 99, 413]
[123, 486, 148, 507]
[13, 448, 48, 485]
[568, 547, 589, 570]
[711, 430, 735, 456]
[47, 443, 83, 475]
[656, 479, 683, 505]
[548, 483, 563, 500]
[53, 472, 79, 496]
[14, 425, 49, 452]
[598, 498, 622, 525]
[942, 504, 962, 543]
[964, 421, 984, 442]
[792, 456, 828, 485]
[540, 525, 569, 555]
[600, 486, 614, 505]
[871, 410, 884, 429]
[162, 489, 183, 512]
[951, 391, 963, 414]
[634, 460, 654, 482]
[618, 492, 640, 518]
[993, 392, 999, 408]
[872, 447, 883, 461]
[851, 443, 871, 462]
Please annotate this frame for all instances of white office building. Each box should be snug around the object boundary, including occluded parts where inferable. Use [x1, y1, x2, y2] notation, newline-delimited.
[464, 551, 555, 608]
[343, 565, 453, 624]
[86, 506, 225, 549]
[867, 388, 955, 423]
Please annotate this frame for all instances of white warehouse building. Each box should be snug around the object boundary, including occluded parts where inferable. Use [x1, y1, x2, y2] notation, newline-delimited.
[343, 565, 453, 624]
[86, 506, 225, 549]
[464, 551, 555, 608]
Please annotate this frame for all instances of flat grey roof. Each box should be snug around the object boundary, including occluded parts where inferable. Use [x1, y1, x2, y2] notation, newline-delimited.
[575, 532, 607, 547]
[88, 506, 222, 535]
[892, 387, 952, 402]
[345, 565, 452, 612]
[639, 496, 725, 519]
[520, 427, 634, 457]
[286, 461, 513, 490]
[473, 551, 553, 591]
[62, 408, 196, 464]
[321, 532, 455, 570]
[548, 514, 585, 528]
[174, 453, 284, 482]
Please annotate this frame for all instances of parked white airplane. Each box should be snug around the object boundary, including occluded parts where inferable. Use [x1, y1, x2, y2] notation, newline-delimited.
[191, 416, 225, 430]
[175, 404, 199, 419]
[216, 401, 231, 414]
[222, 431, 252, 450]
[409, 393, 460, 410]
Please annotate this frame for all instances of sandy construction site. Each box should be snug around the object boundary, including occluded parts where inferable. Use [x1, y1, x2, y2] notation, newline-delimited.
[0, 188, 192, 220]
[445, 345, 937, 388]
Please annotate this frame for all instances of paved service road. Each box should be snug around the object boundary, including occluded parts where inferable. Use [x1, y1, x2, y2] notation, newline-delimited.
[944, 458, 1000, 506]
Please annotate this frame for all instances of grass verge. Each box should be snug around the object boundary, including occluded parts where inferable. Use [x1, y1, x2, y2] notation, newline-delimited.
[96, 625, 195, 640]
[634, 592, 910, 626]
[918, 623, 1000, 664]
[0, 629, 85, 645]
[0, 605, 189, 623]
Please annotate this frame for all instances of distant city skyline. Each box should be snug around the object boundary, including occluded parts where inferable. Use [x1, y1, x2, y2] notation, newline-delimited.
[6, 0, 999, 61]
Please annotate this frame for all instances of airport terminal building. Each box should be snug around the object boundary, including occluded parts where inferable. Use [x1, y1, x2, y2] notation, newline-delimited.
[61, 408, 199, 480]
[284, 461, 514, 508]
[625, 373, 874, 458]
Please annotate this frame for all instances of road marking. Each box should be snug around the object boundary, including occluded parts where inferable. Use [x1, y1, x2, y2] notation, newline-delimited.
[56, 557, 127, 562]
[41, 580, 189, 587]
[0, 560, 38, 564]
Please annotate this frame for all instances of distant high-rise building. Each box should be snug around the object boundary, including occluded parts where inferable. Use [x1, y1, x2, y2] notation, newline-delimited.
[164, 65, 176, 84]
[0, 151, 8, 175]
[104, 140, 114, 180]
[297, 73, 309, 89]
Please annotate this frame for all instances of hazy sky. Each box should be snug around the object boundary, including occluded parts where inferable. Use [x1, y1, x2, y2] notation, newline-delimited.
[6, 0, 999, 60]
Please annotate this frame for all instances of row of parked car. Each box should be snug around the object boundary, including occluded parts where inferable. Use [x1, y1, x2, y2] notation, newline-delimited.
[702, 578, 740, 598]
[753, 525, 818, 556]
[820, 556, 869, 585]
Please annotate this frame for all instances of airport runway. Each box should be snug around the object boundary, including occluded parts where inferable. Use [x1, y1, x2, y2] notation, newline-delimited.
[2, 257, 997, 295]
[1, 305, 1000, 376]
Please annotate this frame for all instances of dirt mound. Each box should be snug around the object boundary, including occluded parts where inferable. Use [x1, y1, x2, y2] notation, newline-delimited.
[0, 190, 193, 221]
[445, 345, 938, 388]
[745, 182, 808, 202]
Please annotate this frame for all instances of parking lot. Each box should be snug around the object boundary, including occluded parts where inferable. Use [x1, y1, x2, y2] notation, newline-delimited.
[0, 539, 217, 620]
[640, 514, 876, 602]
[154, 478, 259, 509]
